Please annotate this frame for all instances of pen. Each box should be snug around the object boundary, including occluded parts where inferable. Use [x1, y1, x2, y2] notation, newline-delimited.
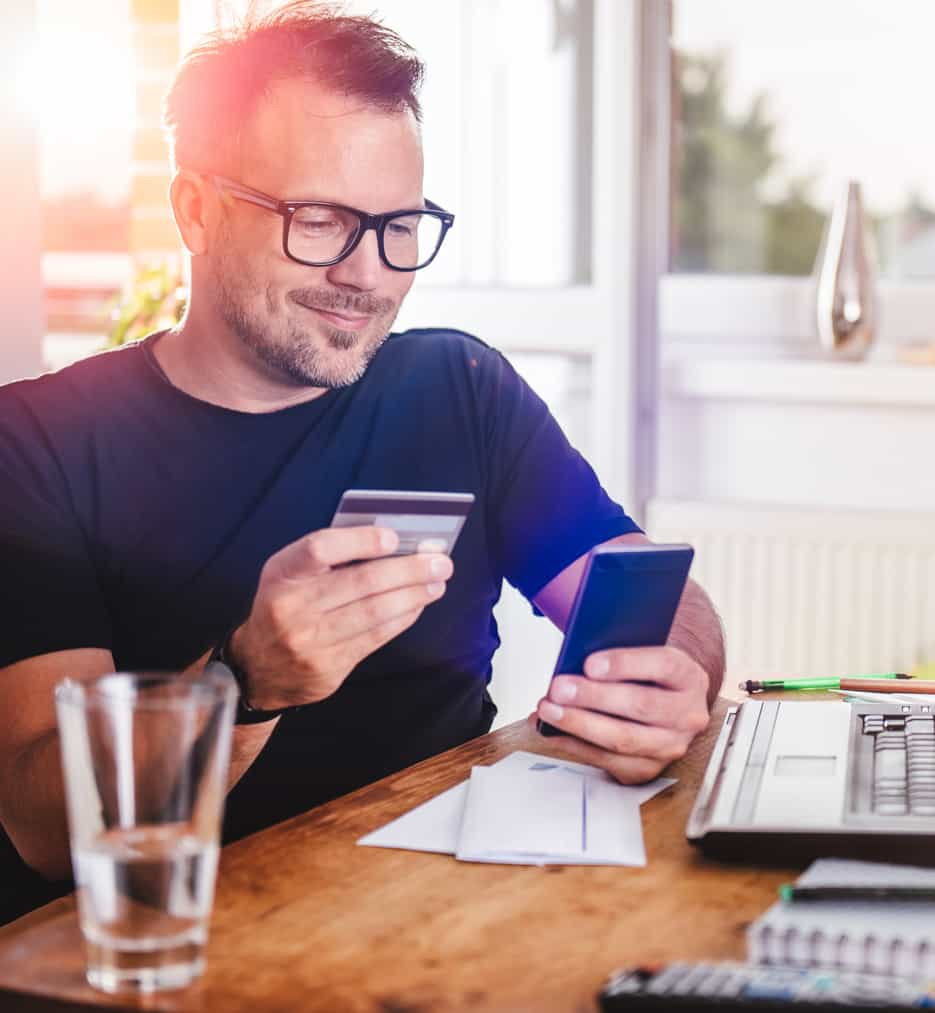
[780, 883, 935, 902]
[739, 674, 910, 693]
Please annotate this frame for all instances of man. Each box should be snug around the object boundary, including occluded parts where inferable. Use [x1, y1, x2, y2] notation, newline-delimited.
[0, 2, 723, 924]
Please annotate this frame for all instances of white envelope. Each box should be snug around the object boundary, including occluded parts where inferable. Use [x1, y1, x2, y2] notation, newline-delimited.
[357, 750, 674, 862]
[456, 765, 587, 862]
[356, 779, 470, 855]
[454, 765, 647, 866]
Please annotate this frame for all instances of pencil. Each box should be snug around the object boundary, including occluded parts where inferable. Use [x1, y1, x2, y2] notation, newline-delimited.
[739, 674, 909, 693]
[839, 677, 935, 695]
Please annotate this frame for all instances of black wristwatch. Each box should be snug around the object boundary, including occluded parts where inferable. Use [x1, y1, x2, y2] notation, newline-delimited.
[207, 628, 291, 725]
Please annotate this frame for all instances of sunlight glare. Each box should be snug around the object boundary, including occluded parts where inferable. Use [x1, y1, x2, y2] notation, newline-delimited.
[18, 29, 136, 141]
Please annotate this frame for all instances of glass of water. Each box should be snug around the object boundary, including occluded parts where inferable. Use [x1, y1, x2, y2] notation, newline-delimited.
[55, 670, 236, 994]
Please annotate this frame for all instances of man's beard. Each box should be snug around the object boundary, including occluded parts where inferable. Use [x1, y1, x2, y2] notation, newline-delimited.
[213, 247, 398, 389]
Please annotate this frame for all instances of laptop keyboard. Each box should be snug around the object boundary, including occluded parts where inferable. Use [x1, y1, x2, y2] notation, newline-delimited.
[862, 713, 935, 816]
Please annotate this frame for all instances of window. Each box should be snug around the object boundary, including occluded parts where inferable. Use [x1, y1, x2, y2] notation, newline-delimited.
[671, 0, 935, 280]
[663, 0, 935, 347]
[34, 0, 133, 343]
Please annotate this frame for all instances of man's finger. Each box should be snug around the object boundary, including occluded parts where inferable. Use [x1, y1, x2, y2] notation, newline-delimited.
[311, 551, 452, 614]
[317, 583, 446, 645]
[528, 729, 667, 785]
[547, 676, 709, 735]
[272, 525, 399, 581]
[578, 645, 698, 690]
[536, 698, 690, 764]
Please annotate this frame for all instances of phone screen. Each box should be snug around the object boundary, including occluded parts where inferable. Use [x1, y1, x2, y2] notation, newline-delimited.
[538, 543, 694, 736]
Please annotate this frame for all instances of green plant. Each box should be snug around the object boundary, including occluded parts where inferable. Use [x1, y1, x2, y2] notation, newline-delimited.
[105, 260, 187, 347]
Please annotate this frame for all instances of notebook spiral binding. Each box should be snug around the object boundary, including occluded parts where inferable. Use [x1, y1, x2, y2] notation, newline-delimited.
[755, 923, 935, 978]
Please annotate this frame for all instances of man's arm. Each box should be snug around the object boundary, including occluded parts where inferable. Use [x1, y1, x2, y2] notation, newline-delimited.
[1, 525, 455, 883]
[0, 648, 277, 882]
[668, 577, 725, 707]
[532, 531, 725, 782]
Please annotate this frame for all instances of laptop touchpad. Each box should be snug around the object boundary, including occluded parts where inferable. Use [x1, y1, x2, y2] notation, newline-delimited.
[752, 704, 851, 826]
[774, 755, 837, 777]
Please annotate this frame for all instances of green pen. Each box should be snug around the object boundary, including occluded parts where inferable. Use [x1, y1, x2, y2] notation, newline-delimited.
[739, 673, 910, 693]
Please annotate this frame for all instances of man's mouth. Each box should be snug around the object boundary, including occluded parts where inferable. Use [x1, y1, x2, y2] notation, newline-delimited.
[306, 305, 372, 330]
[291, 289, 391, 331]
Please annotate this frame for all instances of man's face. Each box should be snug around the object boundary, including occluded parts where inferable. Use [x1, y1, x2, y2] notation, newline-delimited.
[208, 77, 423, 389]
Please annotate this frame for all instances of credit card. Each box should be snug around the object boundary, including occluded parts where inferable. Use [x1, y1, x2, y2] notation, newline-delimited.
[330, 489, 474, 556]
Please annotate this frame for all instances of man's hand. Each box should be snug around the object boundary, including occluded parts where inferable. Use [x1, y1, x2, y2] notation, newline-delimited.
[230, 525, 453, 711]
[533, 645, 710, 783]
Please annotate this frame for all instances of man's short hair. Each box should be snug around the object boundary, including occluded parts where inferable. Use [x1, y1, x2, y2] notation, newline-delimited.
[163, 1, 425, 174]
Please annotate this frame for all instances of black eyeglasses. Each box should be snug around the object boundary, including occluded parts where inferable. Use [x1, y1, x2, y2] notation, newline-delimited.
[209, 175, 455, 272]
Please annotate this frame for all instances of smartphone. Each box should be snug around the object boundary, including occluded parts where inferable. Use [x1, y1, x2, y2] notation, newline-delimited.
[330, 489, 474, 556]
[538, 543, 694, 736]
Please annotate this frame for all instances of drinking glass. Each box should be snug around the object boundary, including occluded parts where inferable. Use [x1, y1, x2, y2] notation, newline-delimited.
[55, 670, 236, 993]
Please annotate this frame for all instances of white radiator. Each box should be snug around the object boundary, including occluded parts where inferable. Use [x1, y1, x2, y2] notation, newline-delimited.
[646, 499, 935, 679]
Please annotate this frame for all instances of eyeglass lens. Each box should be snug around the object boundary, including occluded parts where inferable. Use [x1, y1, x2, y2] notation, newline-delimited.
[287, 206, 445, 269]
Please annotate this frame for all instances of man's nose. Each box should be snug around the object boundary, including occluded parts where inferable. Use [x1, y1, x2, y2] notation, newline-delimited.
[325, 228, 383, 291]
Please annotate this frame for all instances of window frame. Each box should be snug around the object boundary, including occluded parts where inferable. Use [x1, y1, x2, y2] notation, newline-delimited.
[661, 275, 935, 349]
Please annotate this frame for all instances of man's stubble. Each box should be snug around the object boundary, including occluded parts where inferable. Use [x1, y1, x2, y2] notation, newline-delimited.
[211, 225, 399, 389]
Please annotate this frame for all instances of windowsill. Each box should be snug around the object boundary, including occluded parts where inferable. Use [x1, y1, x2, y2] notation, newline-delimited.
[662, 355, 935, 408]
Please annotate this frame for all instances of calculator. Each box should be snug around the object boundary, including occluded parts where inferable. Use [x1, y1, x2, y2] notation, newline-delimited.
[598, 961, 935, 1010]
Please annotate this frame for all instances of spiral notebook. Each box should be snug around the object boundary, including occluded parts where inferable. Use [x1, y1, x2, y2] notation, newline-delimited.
[747, 859, 935, 977]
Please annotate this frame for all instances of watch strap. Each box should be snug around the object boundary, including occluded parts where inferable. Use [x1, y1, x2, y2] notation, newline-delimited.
[207, 628, 290, 725]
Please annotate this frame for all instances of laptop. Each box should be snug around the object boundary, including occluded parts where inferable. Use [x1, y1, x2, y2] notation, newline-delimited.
[686, 700, 935, 864]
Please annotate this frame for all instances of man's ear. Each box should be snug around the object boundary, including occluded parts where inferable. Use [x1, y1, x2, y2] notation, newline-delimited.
[169, 170, 214, 256]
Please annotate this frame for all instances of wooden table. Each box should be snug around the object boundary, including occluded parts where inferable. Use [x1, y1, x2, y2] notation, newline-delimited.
[0, 700, 799, 1012]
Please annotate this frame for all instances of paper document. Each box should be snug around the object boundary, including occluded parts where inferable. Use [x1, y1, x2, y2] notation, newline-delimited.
[456, 765, 647, 866]
[456, 765, 588, 862]
[829, 689, 924, 706]
[356, 780, 469, 855]
[357, 749, 675, 865]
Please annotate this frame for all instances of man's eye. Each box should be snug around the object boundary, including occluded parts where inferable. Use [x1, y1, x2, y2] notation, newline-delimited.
[296, 216, 341, 235]
[386, 220, 416, 238]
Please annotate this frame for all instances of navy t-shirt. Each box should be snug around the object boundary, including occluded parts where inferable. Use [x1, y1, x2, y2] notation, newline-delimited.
[0, 327, 638, 915]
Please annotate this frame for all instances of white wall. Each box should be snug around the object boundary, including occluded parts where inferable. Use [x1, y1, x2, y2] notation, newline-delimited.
[654, 330, 935, 678]
[658, 336, 935, 514]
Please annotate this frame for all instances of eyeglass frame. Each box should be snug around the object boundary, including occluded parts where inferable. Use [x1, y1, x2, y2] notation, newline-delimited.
[208, 174, 455, 272]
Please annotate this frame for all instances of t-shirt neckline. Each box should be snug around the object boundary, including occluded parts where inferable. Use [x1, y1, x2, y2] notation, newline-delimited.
[139, 330, 342, 421]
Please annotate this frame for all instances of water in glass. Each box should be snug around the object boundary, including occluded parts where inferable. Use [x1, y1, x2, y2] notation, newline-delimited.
[73, 822, 218, 993]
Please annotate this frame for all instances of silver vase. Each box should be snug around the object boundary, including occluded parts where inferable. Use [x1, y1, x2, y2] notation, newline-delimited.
[814, 180, 878, 360]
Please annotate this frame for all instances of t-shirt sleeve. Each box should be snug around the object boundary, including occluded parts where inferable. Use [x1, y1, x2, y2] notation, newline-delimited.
[0, 391, 113, 668]
[477, 347, 642, 600]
